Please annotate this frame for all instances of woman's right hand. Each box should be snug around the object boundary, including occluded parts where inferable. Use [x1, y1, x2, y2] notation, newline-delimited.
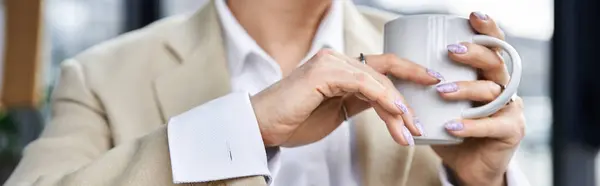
[251, 49, 441, 147]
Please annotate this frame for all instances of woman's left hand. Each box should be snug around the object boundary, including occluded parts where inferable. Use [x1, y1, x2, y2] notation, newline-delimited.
[431, 12, 526, 186]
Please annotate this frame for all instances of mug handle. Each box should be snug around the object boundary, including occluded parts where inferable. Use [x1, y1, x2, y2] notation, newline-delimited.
[461, 35, 522, 119]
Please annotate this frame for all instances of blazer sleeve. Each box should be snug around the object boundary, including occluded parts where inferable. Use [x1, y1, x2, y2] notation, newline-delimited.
[5, 60, 267, 186]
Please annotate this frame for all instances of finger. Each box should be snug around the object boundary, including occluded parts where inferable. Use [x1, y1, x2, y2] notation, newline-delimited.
[312, 51, 403, 116]
[469, 12, 505, 40]
[447, 43, 503, 71]
[321, 62, 403, 115]
[406, 107, 425, 137]
[343, 56, 423, 136]
[344, 94, 425, 138]
[328, 52, 442, 85]
[394, 98, 422, 136]
[447, 42, 509, 84]
[435, 80, 502, 102]
[443, 118, 509, 139]
[444, 99, 525, 140]
[372, 104, 414, 146]
[366, 54, 442, 85]
[325, 51, 423, 136]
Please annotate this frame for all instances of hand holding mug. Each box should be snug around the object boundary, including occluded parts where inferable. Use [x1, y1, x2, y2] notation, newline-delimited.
[383, 12, 525, 185]
[431, 12, 526, 186]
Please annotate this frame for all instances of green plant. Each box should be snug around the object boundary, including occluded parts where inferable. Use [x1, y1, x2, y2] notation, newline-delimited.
[0, 111, 19, 159]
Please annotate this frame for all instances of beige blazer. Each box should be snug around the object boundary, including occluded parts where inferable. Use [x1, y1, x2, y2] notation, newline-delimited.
[6, 1, 442, 186]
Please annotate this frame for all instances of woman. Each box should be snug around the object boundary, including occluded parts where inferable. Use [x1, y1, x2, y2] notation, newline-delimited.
[7, 0, 527, 186]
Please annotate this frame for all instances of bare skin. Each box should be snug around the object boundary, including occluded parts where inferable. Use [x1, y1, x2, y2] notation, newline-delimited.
[227, 0, 331, 76]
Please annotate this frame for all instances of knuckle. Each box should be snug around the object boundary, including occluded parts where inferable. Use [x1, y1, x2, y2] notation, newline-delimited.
[376, 89, 390, 102]
[353, 72, 372, 94]
[311, 51, 334, 65]
[489, 55, 506, 69]
[353, 71, 368, 83]
[483, 93, 497, 102]
[382, 53, 400, 64]
[514, 96, 525, 109]
[316, 48, 334, 57]
[486, 81, 502, 99]
[363, 84, 387, 102]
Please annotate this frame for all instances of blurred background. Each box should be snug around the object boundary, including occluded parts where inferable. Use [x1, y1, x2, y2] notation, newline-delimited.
[0, 0, 597, 185]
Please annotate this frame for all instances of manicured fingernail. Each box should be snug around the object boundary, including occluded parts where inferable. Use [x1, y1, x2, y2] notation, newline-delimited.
[436, 82, 459, 93]
[444, 120, 464, 131]
[401, 126, 415, 146]
[473, 11, 488, 20]
[426, 68, 445, 82]
[414, 117, 425, 136]
[394, 99, 409, 114]
[447, 44, 468, 54]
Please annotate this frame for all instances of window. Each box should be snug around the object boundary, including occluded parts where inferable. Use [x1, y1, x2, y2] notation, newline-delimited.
[44, 0, 123, 90]
[43, 0, 123, 116]
[162, 0, 207, 16]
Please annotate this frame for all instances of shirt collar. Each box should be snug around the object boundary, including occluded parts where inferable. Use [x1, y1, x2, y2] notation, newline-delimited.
[215, 0, 344, 75]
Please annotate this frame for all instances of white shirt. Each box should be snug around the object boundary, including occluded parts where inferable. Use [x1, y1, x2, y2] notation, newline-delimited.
[167, 1, 530, 185]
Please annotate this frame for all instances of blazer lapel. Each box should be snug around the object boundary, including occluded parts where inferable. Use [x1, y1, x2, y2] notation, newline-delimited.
[154, 0, 231, 122]
[342, 2, 415, 186]
[156, 3, 269, 186]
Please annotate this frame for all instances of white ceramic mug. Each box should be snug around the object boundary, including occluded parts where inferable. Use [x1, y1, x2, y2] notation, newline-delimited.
[384, 14, 522, 145]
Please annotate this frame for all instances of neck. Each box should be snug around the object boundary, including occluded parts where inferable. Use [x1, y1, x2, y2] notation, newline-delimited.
[227, 0, 332, 76]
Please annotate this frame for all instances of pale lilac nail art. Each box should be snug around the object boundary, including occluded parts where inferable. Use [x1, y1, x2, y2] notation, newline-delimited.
[401, 126, 415, 146]
[426, 68, 445, 82]
[473, 11, 488, 20]
[447, 44, 468, 54]
[444, 120, 464, 131]
[394, 99, 409, 114]
[414, 117, 426, 136]
[436, 83, 459, 93]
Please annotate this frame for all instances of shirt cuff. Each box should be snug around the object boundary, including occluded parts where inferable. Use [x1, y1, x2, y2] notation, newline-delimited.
[438, 159, 530, 186]
[167, 92, 272, 184]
